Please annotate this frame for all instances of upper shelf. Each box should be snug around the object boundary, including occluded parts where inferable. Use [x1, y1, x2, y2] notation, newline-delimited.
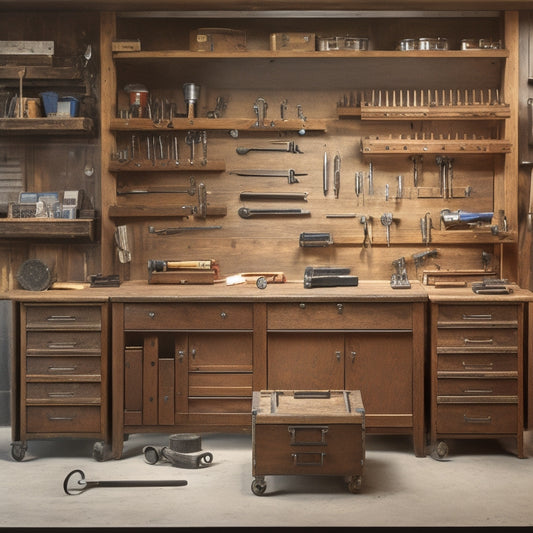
[0, 118, 94, 135]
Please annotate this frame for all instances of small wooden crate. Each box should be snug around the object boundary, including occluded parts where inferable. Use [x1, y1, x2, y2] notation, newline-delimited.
[189, 28, 246, 52]
[251, 390, 365, 495]
[270, 32, 316, 51]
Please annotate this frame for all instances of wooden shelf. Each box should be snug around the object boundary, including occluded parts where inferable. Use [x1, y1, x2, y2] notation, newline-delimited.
[0, 117, 94, 135]
[0, 218, 95, 241]
[361, 136, 512, 155]
[108, 160, 226, 172]
[108, 205, 226, 218]
[110, 117, 326, 132]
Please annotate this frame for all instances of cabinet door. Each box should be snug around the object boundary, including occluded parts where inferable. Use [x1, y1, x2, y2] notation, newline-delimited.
[345, 333, 412, 415]
[267, 333, 344, 390]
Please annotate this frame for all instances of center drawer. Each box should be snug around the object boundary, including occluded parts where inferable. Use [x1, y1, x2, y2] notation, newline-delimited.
[267, 302, 412, 330]
[436, 328, 517, 348]
[124, 303, 253, 330]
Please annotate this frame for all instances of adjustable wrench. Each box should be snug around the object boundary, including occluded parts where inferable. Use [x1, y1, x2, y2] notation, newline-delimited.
[236, 141, 302, 155]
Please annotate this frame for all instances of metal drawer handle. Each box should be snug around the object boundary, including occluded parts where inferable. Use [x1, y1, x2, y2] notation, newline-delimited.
[47, 342, 78, 349]
[220, 312, 227, 319]
[462, 362, 493, 370]
[464, 338, 493, 345]
[48, 415, 75, 421]
[464, 414, 492, 424]
[291, 452, 325, 466]
[48, 366, 77, 372]
[177, 350, 185, 360]
[351, 351, 357, 362]
[335, 350, 341, 362]
[288, 425, 328, 445]
[463, 388, 493, 394]
[47, 315, 77, 322]
[337, 303, 344, 314]
[191, 348, 197, 359]
[48, 392, 75, 398]
[462, 314, 493, 321]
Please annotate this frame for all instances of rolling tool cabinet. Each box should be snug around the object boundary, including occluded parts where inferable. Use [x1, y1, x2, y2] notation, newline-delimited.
[427, 285, 531, 459]
[9, 292, 111, 461]
[251, 389, 365, 495]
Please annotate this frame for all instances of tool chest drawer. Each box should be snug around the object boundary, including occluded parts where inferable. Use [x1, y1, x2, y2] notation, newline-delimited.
[436, 404, 518, 434]
[124, 303, 253, 330]
[26, 406, 102, 433]
[267, 302, 412, 330]
[25, 382, 102, 403]
[188, 372, 252, 397]
[26, 356, 102, 377]
[25, 305, 102, 330]
[251, 390, 365, 495]
[436, 328, 517, 348]
[436, 352, 517, 373]
[437, 378, 517, 397]
[26, 331, 102, 353]
[436, 304, 518, 326]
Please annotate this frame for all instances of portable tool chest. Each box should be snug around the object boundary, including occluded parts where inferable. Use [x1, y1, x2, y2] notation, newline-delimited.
[251, 389, 365, 495]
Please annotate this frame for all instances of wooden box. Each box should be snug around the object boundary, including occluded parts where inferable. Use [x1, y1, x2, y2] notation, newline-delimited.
[270, 32, 316, 51]
[189, 28, 246, 52]
[251, 390, 365, 495]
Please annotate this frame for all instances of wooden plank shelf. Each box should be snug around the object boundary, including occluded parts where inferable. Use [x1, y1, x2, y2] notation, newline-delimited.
[108, 160, 226, 172]
[110, 118, 327, 133]
[361, 136, 512, 154]
[108, 205, 227, 218]
[0, 218, 95, 241]
[0, 117, 94, 134]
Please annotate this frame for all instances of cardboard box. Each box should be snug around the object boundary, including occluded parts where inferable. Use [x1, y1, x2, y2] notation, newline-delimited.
[270, 32, 316, 51]
[112, 39, 141, 52]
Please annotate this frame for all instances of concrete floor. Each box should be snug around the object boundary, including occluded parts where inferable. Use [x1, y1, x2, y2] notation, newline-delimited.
[1, 426, 532, 528]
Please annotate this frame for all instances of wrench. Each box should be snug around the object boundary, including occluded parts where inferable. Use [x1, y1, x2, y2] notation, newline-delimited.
[117, 177, 196, 197]
[238, 207, 310, 218]
[236, 141, 302, 155]
[380, 212, 393, 247]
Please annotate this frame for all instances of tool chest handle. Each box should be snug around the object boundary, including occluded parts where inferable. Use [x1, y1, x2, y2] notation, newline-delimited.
[293, 391, 331, 399]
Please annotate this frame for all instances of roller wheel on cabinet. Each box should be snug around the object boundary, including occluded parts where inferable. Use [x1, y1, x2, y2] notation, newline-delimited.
[431, 440, 449, 461]
[10, 441, 26, 462]
[92, 441, 113, 462]
[347, 475, 362, 493]
[251, 477, 267, 496]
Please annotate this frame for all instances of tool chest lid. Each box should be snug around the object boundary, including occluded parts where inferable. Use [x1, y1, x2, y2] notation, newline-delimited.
[252, 390, 364, 424]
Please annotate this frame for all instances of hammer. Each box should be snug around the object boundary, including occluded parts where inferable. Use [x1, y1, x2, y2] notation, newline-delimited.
[147, 259, 214, 274]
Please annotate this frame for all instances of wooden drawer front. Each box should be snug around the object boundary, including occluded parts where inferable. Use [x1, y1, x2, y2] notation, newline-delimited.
[188, 397, 251, 414]
[437, 378, 517, 397]
[436, 328, 517, 348]
[26, 405, 101, 433]
[254, 423, 364, 476]
[26, 382, 101, 403]
[188, 333, 253, 371]
[26, 331, 101, 353]
[267, 303, 412, 330]
[189, 373, 252, 397]
[26, 356, 101, 377]
[436, 404, 517, 434]
[437, 353, 516, 373]
[437, 305, 518, 326]
[124, 303, 253, 330]
[25, 305, 101, 330]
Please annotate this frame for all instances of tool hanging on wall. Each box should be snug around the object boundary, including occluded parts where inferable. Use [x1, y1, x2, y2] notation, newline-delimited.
[229, 169, 306, 184]
[360, 215, 372, 248]
[117, 177, 197, 197]
[236, 140, 302, 155]
[238, 207, 310, 218]
[299, 232, 333, 247]
[114, 225, 131, 263]
[148, 225, 222, 235]
[253, 96, 268, 127]
[380, 212, 393, 246]
[413, 249, 438, 274]
[390, 257, 411, 289]
[420, 212, 432, 245]
[63, 469, 187, 496]
[323, 151, 328, 196]
[207, 96, 227, 118]
[333, 153, 341, 198]
[440, 209, 493, 230]
[239, 191, 308, 201]
[183, 83, 200, 119]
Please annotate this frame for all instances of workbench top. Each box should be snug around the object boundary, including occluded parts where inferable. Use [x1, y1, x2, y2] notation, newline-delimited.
[4, 280, 533, 303]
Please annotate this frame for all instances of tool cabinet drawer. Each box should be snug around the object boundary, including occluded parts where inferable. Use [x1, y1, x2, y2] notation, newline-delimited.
[436, 328, 517, 348]
[437, 353, 517, 373]
[188, 397, 252, 414]
[437, 378, 517, 397]
[253, 423, 364, 476]
[26, 356, 102, 377]
[124, 303, 253, 330]
[25, 305, 102, 330]
[187, 332, 253, 371]
[26, 382, 102, 403]
[26, 331, 101, 353]
[26, 405, 101, 433]
[436, 404, 518, 434]
[188, 372, 252, 397]
[436, 304, 518, 326]
[267, 302, 412, 330]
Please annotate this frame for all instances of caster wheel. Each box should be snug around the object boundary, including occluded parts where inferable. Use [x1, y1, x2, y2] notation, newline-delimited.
[10, 441, 26, 462]
[251, 478, 267, 496]
[347, 475, 362, 493]
[92, 441, 113, 462]
[431, 441, 449, 461]
[144, 446, 160, 465]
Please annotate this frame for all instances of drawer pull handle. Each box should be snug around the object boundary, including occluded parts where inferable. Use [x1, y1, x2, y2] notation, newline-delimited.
[47, 315, 77, 322]
[288, 425, 328, 445]
[291, 452, 325, 466]
[464, 338, 493, 345]
[48, 366, 77, 372]
[48, 392, 75, 398]
[464, 414, 492, 424]
[48, 416, 74, 421]
[148, 312, 155, 319]
[191, 348, 197, 359]
[463, 388, 493, 394]
[462, 314, 493, 321]
[337, 303, 343, 314]
[299, 303, 306, 309]
[335, 350, 341, 362]
[47, 342, 77, 349]
[351, 351, 357, 362]
[177, 350, 185, 360]
[220, 312, 227, 319]
[462, 362, 493, 370]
